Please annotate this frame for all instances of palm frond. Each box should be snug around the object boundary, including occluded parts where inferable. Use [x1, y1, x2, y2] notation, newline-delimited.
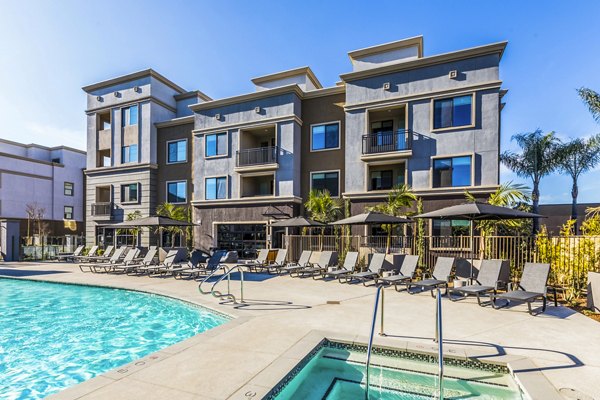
[578, 87, 600, 123]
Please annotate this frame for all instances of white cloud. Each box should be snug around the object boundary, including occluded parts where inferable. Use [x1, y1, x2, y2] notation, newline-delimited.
[13, 122, 86, 150]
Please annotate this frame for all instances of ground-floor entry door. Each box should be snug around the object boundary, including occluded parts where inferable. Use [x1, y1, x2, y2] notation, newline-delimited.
[216, 223, 266, 259]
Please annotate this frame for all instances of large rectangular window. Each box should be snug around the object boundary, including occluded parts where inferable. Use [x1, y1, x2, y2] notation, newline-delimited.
[64, 206, 73, 220]
[64, 182, 74, 196]
[167, 181, 187, 203]
[311, 122, 340, 151]
[121, 183, 139, 203]
[370, 170, 394, 191]
[433, 156, 472, 188]
[167, 140, 187, 163]
[432, 220, 470, 237]
[122, 105, 138, 126]
[205, 177, 227, 200]
[311, 171, 339, 197]
[205, 133, 227, 157]
[121, 144, 138, 163]
[433, 95, 472, 130]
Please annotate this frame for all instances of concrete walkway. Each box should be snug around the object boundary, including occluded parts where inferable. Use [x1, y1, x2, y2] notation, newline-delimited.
[1, 261, 598, 399]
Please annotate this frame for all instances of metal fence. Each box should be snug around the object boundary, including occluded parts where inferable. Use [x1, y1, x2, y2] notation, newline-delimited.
[20, 235, 85, 261]
[285, 234, 600, 297]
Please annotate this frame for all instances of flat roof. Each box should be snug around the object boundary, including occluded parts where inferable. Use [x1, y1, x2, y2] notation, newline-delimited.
[348, 35, 424, 60]
[0, 138, 86, 155]
[251, 66, 323, 90]
[82, 68, 187, 94]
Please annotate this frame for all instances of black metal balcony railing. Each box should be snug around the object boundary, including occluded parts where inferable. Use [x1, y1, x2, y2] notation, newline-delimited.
[362, 129, 411, 155]
[236, 146, 279, 167]
[91, 202, 113, 216]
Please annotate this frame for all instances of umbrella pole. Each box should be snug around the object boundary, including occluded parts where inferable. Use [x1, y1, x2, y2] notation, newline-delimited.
[470, 220, 474, 284]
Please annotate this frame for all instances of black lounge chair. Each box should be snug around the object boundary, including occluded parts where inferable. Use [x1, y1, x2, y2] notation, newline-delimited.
[376, 255, 419, 291]
[449, 259, 508, 305]
[321, 251, 359, 282]
[346, 253, 386, 286]
[280, 251, 312, 277]
[491, 262, 551, 315]
[56, 245, 84, 262]
[175, 250, 227, 279]
[407, 257, 456, 296]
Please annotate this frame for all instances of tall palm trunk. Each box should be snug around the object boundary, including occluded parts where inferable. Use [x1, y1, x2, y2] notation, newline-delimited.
[532, 181, 540, 234]
[571, 179, 579, 232]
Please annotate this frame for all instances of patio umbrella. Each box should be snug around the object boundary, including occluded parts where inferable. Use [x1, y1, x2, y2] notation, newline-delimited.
[413, 202, 543, 280]
[330, 211, 411, 225]
[269, 216, 325, 227]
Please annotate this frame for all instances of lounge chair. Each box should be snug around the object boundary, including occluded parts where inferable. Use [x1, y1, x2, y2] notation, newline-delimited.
[137, 250, 179, 275]
[258, 249, 289, 274]
[297, 251, 337, 278]
[346, 253, 386, 286]
[74, 245, 99, 263]
[321, 251, 359, 282]
[88, 245, 115, 263]
[244, 249, 270, 273]
[79, 246, 127, 272]
[168, 250, 204, 278]
[449, 259, 508, 305]
[56, 245, 84, 262]
[491, 262, 551, 315]
[112, 247, 158, 274]
[95, 248, 140, 273]
[376, 255, 419, 291]
[407, 257, 456, 296]
[279, 251, 312, 277]
[175, 250, 227, 279]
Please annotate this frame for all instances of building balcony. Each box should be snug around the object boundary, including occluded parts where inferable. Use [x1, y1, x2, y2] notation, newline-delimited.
[361, 129, 412, 161]
[235, 146, 279, 172]
[91, 202, 113, 217]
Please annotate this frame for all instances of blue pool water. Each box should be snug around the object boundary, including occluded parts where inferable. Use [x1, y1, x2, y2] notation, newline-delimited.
[0, 278, 228, 399]
[273, 345, 523, 399]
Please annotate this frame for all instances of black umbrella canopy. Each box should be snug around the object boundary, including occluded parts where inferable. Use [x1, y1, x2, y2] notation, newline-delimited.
[107, 216, 194, 228]
[270, 216, 325, 227]
[330, 211, 411, 225]
[413, 202, 543, 221]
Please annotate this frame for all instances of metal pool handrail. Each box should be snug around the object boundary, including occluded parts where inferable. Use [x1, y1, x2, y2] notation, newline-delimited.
[434, 287, 445, 400]
[198, 264, 228, 295]
[211, 265, 245, 304]
[365, 285, 384, 399]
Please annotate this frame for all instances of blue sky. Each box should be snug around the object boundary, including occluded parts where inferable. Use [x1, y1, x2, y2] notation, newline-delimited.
[1, 0, 599, 204]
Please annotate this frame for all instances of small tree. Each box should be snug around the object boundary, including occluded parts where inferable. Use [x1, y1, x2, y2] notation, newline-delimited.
[304, 189, 343, 250]
[117, 210, 143, 246]
[366, 185, 417, 253]
[415, 197, 426, 268]
[500, 130, 561, 233]
[556, 134, 600, 232]
[156, 202, 187, 247]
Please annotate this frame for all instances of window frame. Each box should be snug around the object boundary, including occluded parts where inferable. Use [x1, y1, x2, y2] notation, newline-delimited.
[121, 104, 139, 127]
[166, 180, 188, 204]
[309, 169, 341, 198]
[121, 144, 139, 164]
[63, 205, 74, 220]
[166, 138, 188, 164]
[310, 121, 341, 152]
[204, 176, 228, 200]
[430, 93, 475, 132]
[205, 132, 228, 158]
[64, 182, 74, 196]
[120, 182, 140, 204]
[430, 153, 474, 188]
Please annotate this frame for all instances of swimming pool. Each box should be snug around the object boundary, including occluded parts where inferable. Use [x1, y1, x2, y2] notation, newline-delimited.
[0, 278, 229, 399]
[270, 342, 524, 399]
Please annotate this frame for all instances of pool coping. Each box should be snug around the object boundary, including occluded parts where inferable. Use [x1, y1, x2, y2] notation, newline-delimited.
[232, 330, 564, 400]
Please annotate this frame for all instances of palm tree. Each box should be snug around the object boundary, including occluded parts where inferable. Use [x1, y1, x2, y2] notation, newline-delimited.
[117, 210, 143, 246]
[500, 129, 561, 233]
[556, 134, 600, 232]
[577, 87, 600, 123]
[304, 189, 343, 249]
[156, 202, 188, 246]
[367, 185, 417, 253]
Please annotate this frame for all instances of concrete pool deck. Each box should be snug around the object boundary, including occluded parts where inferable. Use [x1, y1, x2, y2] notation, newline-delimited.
[1, 261, 598, 399]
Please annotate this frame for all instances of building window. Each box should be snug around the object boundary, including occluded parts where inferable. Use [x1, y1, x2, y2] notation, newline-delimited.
[433, 156, 472, 188]
[121, 144, 138, 163]
[205, 177, 227, 200]
[432, 220, 470, 237]
[370, 170, 393, 191]
[311, 122, 340, 151]
[167, 181, 187, 203]
[64, 182, 74, 196]
[311, 171, 339, 197]
[121, 183, 139, 203]
[167, 140, 187, 164]
[433, 95, 472, 130]
[122, 105, 138, 126]
[205, 133, 227, 157]
[64, 206, 73, 220]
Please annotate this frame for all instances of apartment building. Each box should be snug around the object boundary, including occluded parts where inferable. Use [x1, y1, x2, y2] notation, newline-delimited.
[0, 139, 86, 259]
[83, 36, 507, 254]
